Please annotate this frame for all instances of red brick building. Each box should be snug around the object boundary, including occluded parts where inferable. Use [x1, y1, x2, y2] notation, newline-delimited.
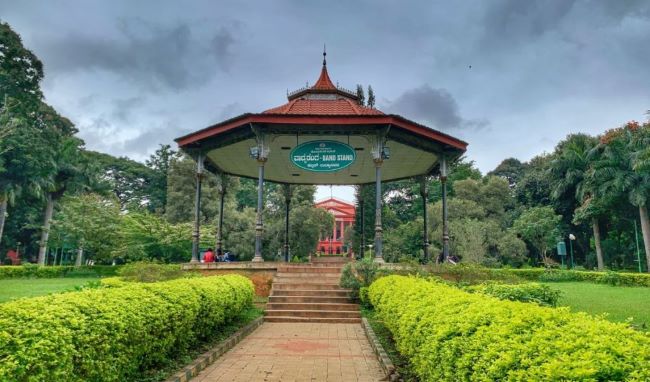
[315, 198, 355, 255]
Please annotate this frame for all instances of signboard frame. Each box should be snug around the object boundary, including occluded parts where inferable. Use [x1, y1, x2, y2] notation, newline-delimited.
[290, 140, 356, 173]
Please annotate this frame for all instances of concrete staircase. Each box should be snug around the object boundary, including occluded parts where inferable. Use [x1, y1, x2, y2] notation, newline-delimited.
[265, 257, 360, 323]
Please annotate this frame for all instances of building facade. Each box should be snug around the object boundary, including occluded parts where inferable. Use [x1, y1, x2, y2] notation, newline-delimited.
[315, 198, 355, 255]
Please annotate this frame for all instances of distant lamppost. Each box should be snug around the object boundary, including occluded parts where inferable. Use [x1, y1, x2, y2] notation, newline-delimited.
[568, 234, 576, 269]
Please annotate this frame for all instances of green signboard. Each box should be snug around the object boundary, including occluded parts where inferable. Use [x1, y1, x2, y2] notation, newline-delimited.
[290, 140, 356, 172]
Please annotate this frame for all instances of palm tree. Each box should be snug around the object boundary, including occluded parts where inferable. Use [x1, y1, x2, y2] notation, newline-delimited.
[550, 134, 605, 270]
[35, 105, 84, 266]
[592, 122, 650, 272]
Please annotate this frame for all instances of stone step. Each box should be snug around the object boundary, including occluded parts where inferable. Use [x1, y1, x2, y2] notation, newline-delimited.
[275, 271, 342, 277]
[268, 295, 351, 303]
[271, 289, 351, 297]
[276, 266, 343, 273]
[311, 257, 350, 263]
[271, 283, 345, 291]
[274, 276, 341, 282]
[303, 263, 347, 268]
[265, 309, 361, 319]
[267, 302, 359, 311]
[264, 316, 361, 324]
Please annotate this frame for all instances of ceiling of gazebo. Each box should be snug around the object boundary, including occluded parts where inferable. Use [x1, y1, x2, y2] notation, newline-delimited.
[175, 54, 467, 185]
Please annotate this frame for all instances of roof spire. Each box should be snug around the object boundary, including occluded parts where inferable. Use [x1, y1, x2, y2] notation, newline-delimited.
[323, 44, 327, 66]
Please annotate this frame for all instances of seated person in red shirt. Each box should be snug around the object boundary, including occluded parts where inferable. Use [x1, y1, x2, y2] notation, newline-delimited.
[203, 248, 215, 263]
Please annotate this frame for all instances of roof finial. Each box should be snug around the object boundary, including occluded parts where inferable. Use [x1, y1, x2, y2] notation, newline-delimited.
[323, 44, 327, 66]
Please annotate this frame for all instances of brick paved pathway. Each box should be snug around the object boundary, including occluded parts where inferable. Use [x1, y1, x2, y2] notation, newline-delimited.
[192, 322, 385, 382]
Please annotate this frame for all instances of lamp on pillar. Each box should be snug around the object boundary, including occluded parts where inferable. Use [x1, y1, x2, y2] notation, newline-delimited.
[215, 174, 227, 258]
[440, 155, 450, 262]
[191, 152, 205, 263]
[251, 128, 269, 262]
[419, 176, 430, 262]
[371, 132, 390, 263]
[283, 184, 292, 262]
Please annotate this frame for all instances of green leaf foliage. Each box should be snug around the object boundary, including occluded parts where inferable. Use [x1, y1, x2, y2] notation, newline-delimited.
[466, 282, 561, 307]
[0, 274, 254, 381]
[369, 275, 650, 381]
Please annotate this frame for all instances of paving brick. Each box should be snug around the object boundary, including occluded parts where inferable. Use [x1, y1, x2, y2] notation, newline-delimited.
[191, 323, 384, 382]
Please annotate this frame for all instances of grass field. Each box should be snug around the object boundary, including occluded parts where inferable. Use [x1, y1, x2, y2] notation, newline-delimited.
[544, 281, 650, 330]
[0, 278, 99, 303]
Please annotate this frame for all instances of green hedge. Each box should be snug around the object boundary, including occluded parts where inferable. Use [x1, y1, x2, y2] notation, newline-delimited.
[0, 274, 254, 382]
[0, 264, 120, 279]
[369, 275, 650, 381]
[466, 282, 561, 307]
[493, 268, 650, 287]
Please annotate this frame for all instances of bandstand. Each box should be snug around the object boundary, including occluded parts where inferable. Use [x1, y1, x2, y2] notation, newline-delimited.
[175, 51, 467, 263]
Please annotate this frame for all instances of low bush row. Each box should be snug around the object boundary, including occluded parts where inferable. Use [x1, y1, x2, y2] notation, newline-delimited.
[0, 264, 120, 279]
[465, 282, 561, 307]
[369, 275, 650, 381]
[493, 268, 650, 287]
[0, 274, 254, 382]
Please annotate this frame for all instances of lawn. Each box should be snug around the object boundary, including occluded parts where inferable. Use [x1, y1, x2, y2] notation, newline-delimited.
[544, 281, 650, 330]
[0, 277, 99, 303]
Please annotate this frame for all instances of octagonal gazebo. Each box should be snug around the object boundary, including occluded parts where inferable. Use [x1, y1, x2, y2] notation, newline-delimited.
[175, 51, 467, 263]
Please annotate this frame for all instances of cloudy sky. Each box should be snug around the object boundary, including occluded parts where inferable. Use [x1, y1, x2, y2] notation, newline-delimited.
[2, 0, 649, 201]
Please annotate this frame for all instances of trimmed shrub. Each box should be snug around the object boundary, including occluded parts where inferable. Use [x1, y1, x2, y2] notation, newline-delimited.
[493, 268, 650, 287]
[369, 275, 650, 381]
[117, 261, 194, 282]
[0, 274, 254, 382]
[0, 264, 120, 279]
[467, 282, 561, 307]
[339, 257, 384, 299]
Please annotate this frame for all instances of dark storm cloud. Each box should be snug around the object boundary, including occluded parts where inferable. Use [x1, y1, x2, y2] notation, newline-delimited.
[36, 21, 236, 91]
[112, 97, 145, 123]
[211, 27, 236, 72]
[384, 85, 487, 131]
[2, 0, 649, 174]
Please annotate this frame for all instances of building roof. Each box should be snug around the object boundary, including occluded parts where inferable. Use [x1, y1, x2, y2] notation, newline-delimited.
[174, 52, 468, 185]
[264, 52, 382, 116]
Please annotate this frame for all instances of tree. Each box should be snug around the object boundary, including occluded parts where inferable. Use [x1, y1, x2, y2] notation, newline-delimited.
[512, 206, 562, 265]
[592, 122, 650, 272]
[35, 104, 84, 266]
[0, 22, 46, 247]
[165, 153, 224, 223]
[50, 193, 121, 264]
[145, 144, 176, 214]
[86, 150, 157, 211]
[549, 133, 605, 270]
[488, 158, 526, 188]
[355, 84, 365, 106]
[367, 85, 375, 108]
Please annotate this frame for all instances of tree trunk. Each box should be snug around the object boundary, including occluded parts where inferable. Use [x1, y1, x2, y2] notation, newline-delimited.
[75, 246, 84, 267]
[639, 204, 650, 273]
[592, 217, 604, 271]
[0, 193, 7, 247]
[37, 193, 55, 266]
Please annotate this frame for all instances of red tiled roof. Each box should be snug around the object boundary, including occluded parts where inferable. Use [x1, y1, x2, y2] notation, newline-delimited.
[312, 66, 336, 90]
[263, 97, 384, 115]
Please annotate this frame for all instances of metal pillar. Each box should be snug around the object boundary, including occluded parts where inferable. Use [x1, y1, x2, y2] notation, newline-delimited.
[359, 196, 365, 258]
[215, 175, 226, 257]
[374, 162, 384, 263]
[253, 159, 266, 262]
[191, 152, 205, 263]
[440, 155, 450, 262]
[419, 176, 430, 262]
[283, 184, 291, 262]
